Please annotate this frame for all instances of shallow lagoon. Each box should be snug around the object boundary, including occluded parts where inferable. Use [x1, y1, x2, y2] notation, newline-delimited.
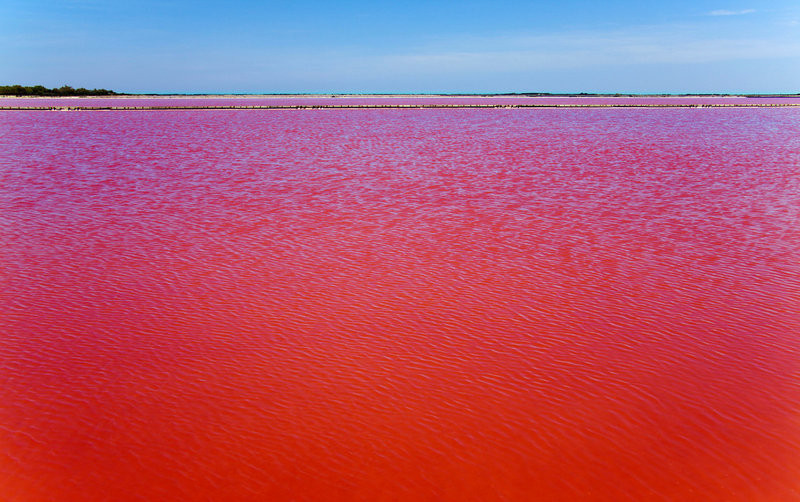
[3, 94, 800, 109]
[2, 106, 799, 501]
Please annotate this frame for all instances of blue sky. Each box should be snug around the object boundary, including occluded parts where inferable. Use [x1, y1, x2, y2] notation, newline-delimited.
[1, 0, 798, 93]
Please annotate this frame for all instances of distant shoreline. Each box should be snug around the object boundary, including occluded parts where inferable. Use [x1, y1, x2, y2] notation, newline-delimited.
[3, 94, 799, 110]
[4, 104, 800, 111]
[2, 93, 800, 99]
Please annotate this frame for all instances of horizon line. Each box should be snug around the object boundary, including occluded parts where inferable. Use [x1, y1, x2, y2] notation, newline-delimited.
[4, 92, 800, 98]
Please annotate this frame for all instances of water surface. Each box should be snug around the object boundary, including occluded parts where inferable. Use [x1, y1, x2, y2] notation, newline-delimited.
[2, 108, 799, 501]
[3, 95, 800, 108]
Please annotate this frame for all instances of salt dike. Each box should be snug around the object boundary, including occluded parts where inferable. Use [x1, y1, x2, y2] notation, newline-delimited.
[2, 94, 800, 110]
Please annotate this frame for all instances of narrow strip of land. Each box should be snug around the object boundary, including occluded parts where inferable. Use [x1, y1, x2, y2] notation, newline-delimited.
[3, 103, 800, 110]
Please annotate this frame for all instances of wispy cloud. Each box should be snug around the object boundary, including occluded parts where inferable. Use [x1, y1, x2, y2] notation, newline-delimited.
[708, 9, 756, 16]
[367, 24, 800, 76]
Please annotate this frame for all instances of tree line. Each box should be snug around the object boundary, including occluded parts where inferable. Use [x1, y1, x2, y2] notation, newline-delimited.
[0, 85, 118, 96]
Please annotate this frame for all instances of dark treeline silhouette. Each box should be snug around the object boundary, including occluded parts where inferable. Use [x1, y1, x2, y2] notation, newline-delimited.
[0, 85, 118, 96]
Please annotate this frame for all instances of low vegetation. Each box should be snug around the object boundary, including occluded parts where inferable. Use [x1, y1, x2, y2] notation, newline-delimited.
[0, 85, 118, 96]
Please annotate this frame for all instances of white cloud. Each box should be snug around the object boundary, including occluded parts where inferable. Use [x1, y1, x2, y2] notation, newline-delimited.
[708, 9, 756, 16]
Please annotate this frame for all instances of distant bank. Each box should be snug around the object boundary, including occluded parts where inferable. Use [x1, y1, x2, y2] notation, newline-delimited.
[2, 86, 799, 98]
[0, 85, 118, 96]
[3, 90, 800, 110]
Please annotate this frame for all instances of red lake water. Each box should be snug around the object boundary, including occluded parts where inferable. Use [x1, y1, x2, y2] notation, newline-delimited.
[1, 107, 800, 501]
[3, 95, 800, 108]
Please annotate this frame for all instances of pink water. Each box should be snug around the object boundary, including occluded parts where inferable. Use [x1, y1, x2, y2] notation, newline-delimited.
[2, 108, 800, 501]
[2, 95, 800, 108]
